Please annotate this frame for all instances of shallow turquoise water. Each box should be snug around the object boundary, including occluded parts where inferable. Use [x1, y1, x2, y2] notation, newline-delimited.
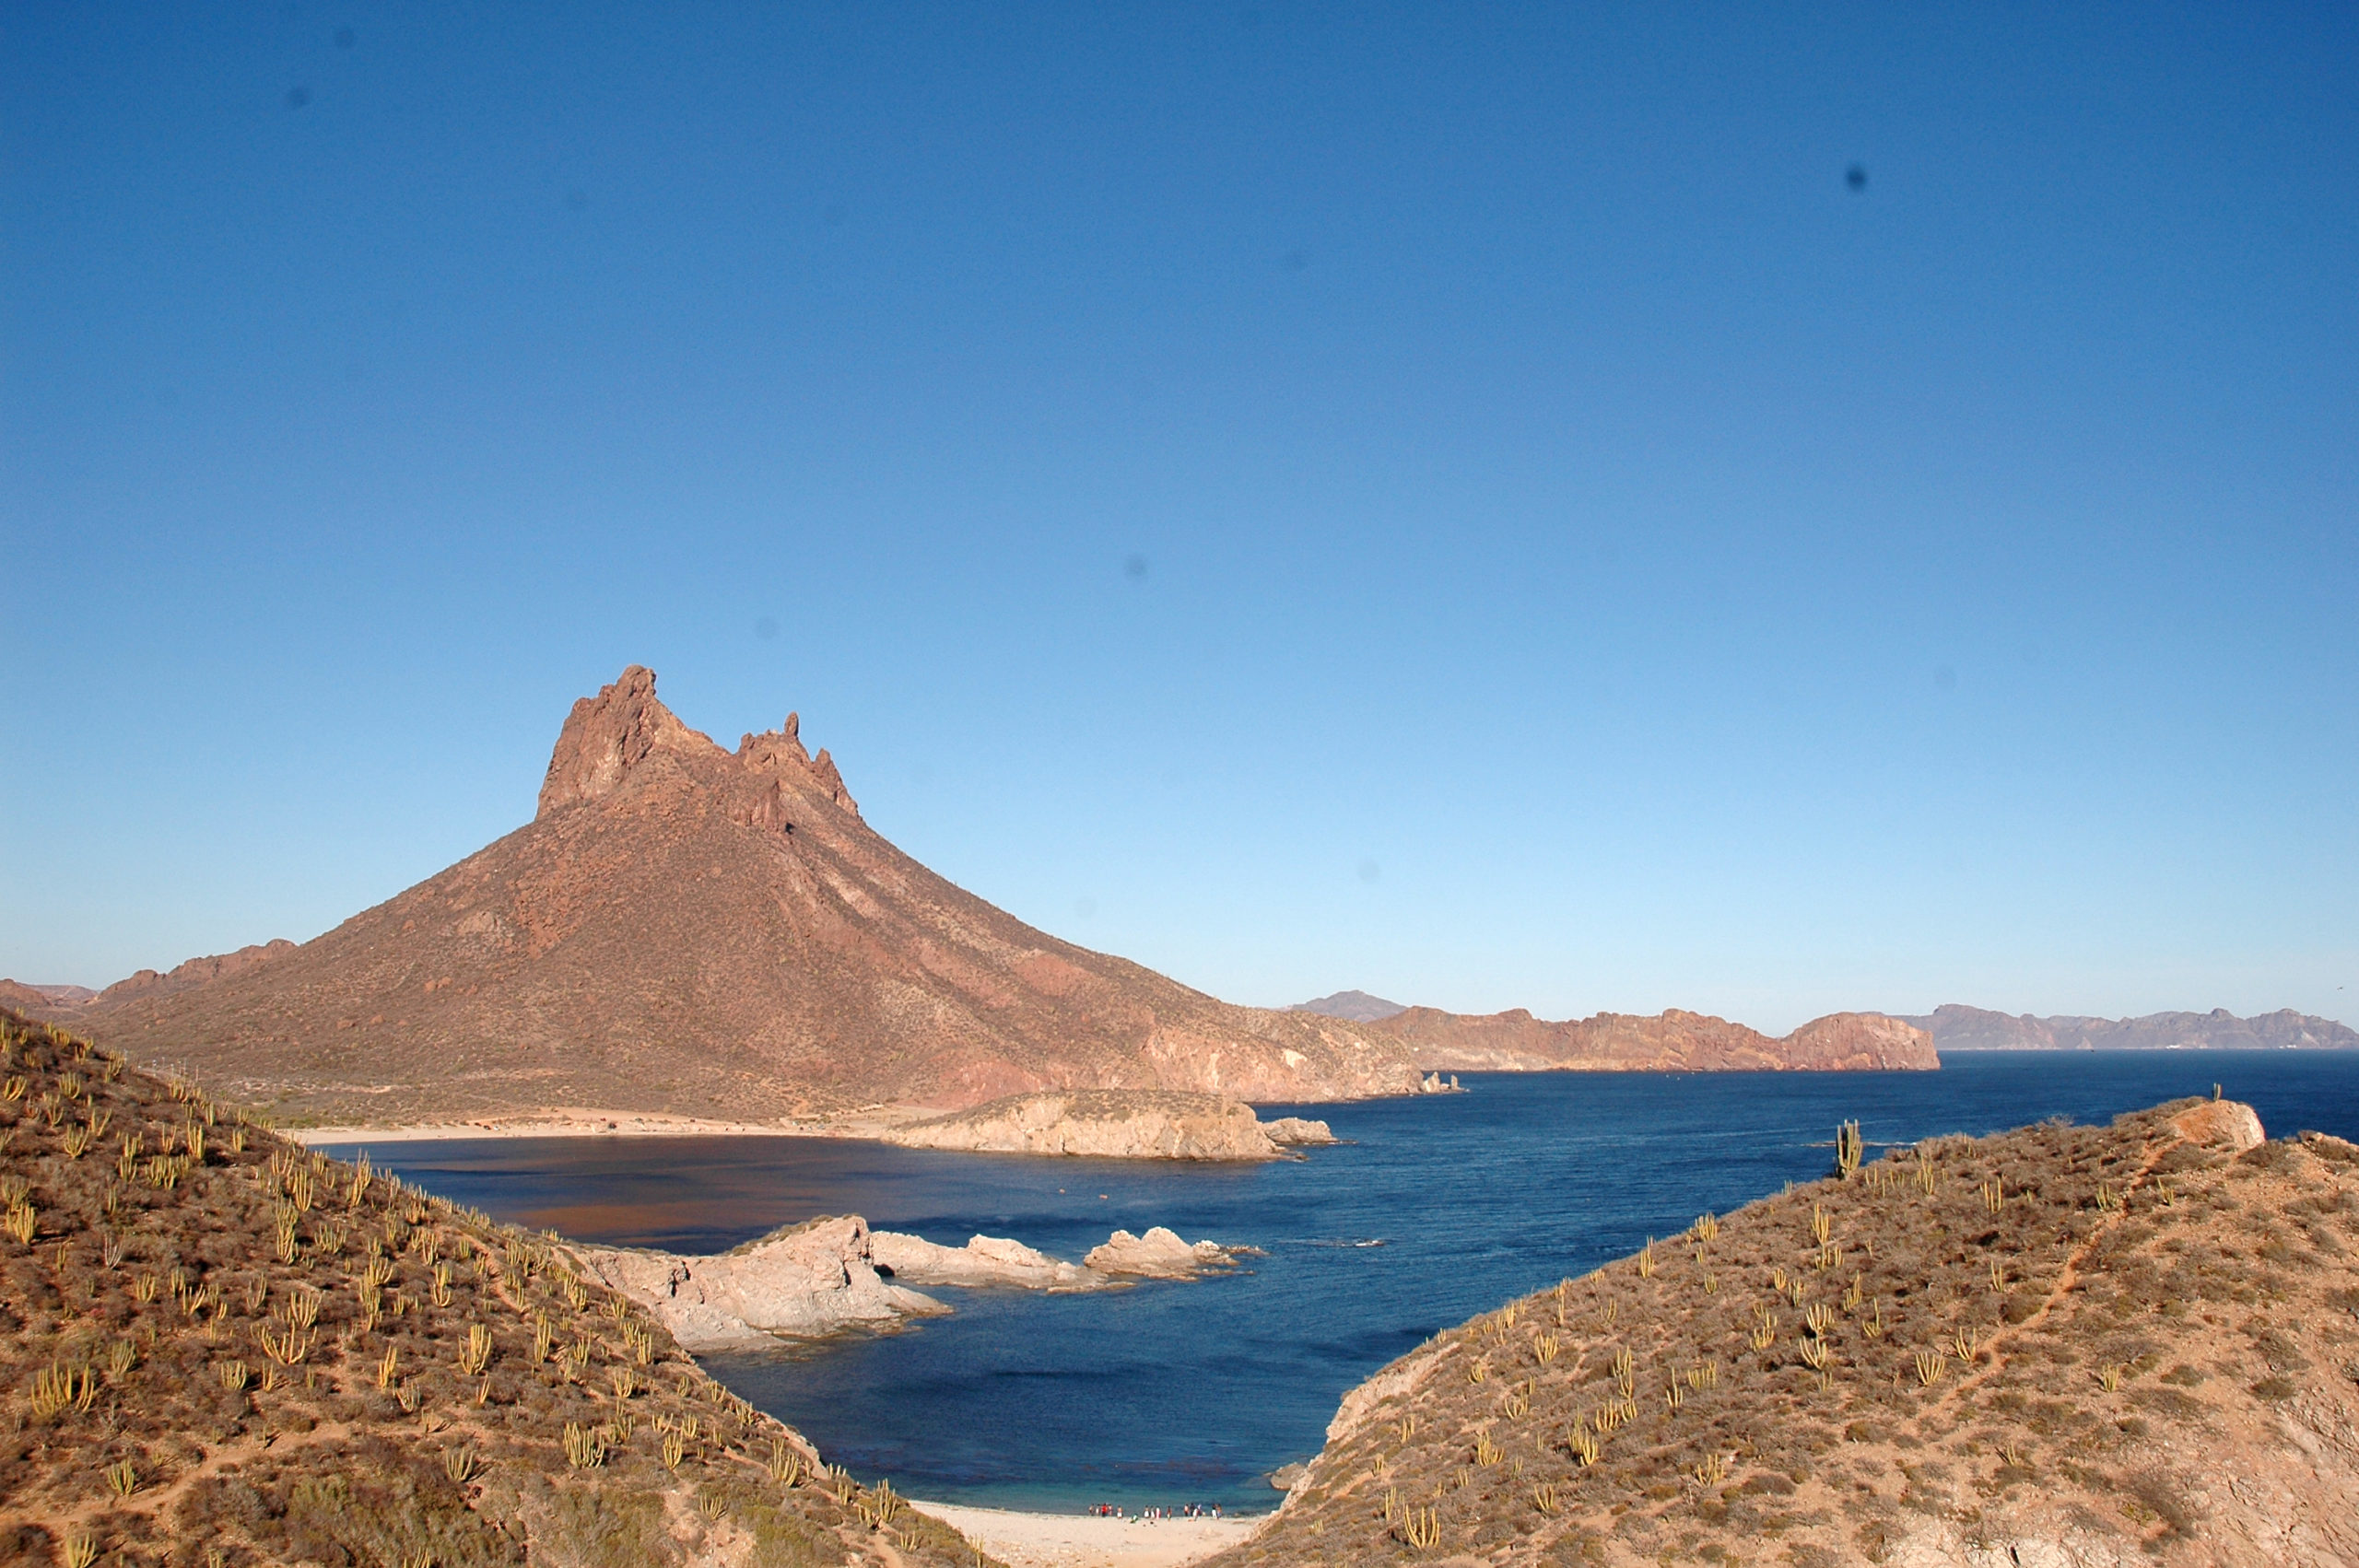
[328, 1049, 2359, 1514]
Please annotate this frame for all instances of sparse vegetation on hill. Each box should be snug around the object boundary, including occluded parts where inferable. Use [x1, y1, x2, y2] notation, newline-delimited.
[0, 1008, 996, 1567]
[1211, 1098, 2359, 1566]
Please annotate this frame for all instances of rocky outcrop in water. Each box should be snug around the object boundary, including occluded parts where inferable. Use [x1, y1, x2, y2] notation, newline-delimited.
[569, 1214, 945, 1352]
[885, 1088, 1330, 1160]
[581, 1217, 1250, 1345]
[868, 1230, 1101, 1291]
[1084, 1226, 1250, 1279]
[1263, 1116, 1338, 1146]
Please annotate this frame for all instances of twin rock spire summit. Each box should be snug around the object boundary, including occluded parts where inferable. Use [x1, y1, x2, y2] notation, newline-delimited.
[69, 668, 1424, 1124]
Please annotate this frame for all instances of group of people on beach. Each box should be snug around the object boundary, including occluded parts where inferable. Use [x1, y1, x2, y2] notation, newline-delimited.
[1085, 1503, 1223, 1522]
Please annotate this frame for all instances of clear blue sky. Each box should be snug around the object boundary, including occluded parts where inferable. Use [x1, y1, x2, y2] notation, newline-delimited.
[6, 5, 2354, 1032]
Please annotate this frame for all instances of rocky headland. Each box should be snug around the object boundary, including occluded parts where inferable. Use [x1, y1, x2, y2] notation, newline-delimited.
[882, 1088, 1336, 1160]
[576, 1215, 1250, 1352]
[1206, 1096, 2359, 1567]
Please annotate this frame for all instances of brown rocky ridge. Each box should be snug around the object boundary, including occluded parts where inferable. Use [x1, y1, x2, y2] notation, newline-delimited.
[1370, 1004, 1939, 1072]
[45, 667, 1421, 1127]
[0, 1008, 998, 1567]
[1209, 1095, 2359, 1567]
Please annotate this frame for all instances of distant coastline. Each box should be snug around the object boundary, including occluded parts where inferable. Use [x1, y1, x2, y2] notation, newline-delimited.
[1890, 1002, 2356, 1052]
[1290, 992, 2354, 1055]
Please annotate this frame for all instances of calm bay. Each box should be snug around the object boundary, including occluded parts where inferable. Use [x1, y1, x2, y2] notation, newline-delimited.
[326, 1049, 2359, 1514]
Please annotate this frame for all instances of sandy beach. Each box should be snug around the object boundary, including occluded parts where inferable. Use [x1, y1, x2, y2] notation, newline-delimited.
[909, 1503, 1263, 1568]
[289, 1108, 861, 1145]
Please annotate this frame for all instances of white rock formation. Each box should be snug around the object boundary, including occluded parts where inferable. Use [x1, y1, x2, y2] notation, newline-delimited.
[569, 1214, 945, 1352]
[1084, 1225, 1246, 1279]
[869, 1230, 1103, 1291]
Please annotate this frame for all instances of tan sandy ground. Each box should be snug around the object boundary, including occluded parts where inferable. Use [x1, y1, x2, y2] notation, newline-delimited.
[907, 1503, 1264, 1568]
[288, 1107, 881, 1144]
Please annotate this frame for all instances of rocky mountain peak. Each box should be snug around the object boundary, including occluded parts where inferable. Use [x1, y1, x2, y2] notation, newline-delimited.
[537, 667, 859, 821]
[535, 665, 710, 818]
[735, 710, 858, 814]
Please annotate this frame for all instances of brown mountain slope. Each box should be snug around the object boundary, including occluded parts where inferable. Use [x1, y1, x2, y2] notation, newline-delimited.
[1215, 1099, 2359, 1567]
[66, 668, 1418, 1125]
[0, 1008, 993, 1567]
[1373, 1004, 1938, 1071]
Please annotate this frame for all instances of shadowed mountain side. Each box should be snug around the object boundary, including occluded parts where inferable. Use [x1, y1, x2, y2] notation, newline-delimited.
[1371, 1007, 1938, 1072]
[1899, 1003, 2358, 1052]
[60, 667, 1420, 1125]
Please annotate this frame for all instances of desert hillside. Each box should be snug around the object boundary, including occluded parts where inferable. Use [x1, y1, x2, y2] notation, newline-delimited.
[1211, 1097, 2358, 1566]
[1371, 1005, 1938, 1072]
[41, 668, 1418, 1124]
[0, 1007, 995, 1565]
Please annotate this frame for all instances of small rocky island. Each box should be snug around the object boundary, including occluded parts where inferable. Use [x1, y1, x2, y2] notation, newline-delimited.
[882, 1087, 1335, 1160]
[573, 1213, 1252, 1352]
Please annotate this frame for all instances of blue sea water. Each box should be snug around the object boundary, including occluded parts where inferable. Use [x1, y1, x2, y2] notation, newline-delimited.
[327, 1050, 2359, 1515]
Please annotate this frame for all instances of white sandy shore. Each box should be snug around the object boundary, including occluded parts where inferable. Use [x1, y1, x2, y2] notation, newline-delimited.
[910, 1503, 1263, 1568]
[290, 1109, 866, 1145]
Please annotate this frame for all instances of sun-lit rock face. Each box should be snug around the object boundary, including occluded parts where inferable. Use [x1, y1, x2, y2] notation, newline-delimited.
[884, 1088, 1311, 1160]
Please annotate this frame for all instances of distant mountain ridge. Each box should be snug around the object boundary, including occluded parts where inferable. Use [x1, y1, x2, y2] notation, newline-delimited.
[1365, 1005, 1936, 1072]
[1288, 989, 1408, 1023]
[1897, 1003, 2357, 1051]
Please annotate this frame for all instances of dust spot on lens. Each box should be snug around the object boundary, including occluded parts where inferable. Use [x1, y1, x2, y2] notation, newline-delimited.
[1934, 665, 1957, 692]
[1356, 860, 1380, 883]
[1846, 164, 1868, 192]
[755, 616, 780, 640]
[286, 86, 311, 110]
[334, 27, 356, 49]
[1123, 554, 1149, 580]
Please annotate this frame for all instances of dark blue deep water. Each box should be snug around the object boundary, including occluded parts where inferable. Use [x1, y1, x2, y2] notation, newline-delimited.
[326, 1051, 2359, 1514]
